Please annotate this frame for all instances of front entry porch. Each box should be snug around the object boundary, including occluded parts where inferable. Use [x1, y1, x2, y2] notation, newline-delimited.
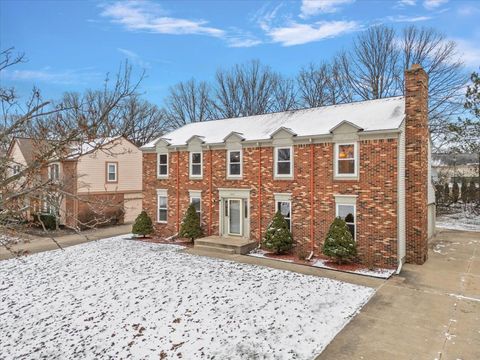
[194, 236, 257, 255]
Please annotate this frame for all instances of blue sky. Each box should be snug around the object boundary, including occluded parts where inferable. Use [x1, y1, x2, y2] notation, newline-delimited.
[2, 0, 480, 106]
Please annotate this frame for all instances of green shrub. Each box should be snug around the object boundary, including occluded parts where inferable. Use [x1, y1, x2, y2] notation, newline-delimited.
[323, 217, 357, 264]
[460, 178, 468, 204]
[179, 204, 203, 242]
[262, 211, 294, 254]
[452, 181, 460, 203]
[35, 213, 57, 230]
[132, 211, 154, 237]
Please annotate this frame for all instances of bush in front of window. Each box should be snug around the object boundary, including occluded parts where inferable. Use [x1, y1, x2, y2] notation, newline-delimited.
[132, 211, 154, 238]
[34, 213, 57, 231]
[323, 217, 357, 264]
[179, 204, 203, 242]
[262, 211, 294, 254]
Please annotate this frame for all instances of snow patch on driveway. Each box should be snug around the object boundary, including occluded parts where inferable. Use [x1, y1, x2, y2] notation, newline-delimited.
[0, 236, 374, 359]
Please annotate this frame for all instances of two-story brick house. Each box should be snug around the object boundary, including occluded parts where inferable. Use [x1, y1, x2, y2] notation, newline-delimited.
[141, 65, 436, 267]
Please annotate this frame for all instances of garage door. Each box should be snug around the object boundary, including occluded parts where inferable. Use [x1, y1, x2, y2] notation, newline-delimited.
[124, 192, 143, 223]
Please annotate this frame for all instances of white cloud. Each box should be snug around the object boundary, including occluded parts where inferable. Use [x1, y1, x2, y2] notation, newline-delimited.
[423, 0, 448, 10]
[300, 0, 355, 17]
[397, 0, 416, 6]
[4, 68, 102, 85]
[386, 15, 432, 22]
[457, 5, 480, 17]
[226, 37, 262, 48]
[117, 48, 151, 68]
[455, 39, 480, 69]
[101, 1, 225, 37]
[265, 20, 359, 46]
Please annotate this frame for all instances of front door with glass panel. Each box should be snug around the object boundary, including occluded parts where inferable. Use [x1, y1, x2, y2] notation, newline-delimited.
[227, 199, 242, 236]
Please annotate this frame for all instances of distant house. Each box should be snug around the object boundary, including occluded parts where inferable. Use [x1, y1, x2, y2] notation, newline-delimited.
[4, 136, 142, 228]
[141, 65, 436, 268]
[432, 153, 479, 184]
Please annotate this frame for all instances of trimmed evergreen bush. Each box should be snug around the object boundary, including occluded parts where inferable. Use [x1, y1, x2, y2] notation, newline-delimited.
[262, 211, 294, 254]
[460, 178, 468, 204]
[468, 180, 477, 203]
[323, 217, 357, 264]
[35, 213, 57, 231]
[452, 181, 460, 203]
[132, 211, 154, 237]
[443, 183, 450, 203]
[179, 204, 203, 242]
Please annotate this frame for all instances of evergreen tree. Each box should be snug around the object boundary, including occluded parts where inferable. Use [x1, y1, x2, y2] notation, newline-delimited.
[469, 180, 478, 203]
[443, 183, 450, 204]
[323, 217, 357, 264]
[132, 211, 154, 237]
[452, 181, 460, 203]
[435, 184, 443, 204]
[460, 178, 468, 204]
[179, 204, 203, 242]
[262, 211, 294, 254]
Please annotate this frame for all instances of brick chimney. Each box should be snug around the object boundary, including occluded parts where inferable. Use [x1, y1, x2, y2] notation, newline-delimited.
[405, 64, 429, 264]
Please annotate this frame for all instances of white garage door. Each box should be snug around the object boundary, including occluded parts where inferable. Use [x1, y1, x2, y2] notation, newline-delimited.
[124, 193, 143, 223]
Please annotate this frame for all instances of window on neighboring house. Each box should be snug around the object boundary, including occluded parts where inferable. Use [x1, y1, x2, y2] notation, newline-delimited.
[106, 162, 118, 182]
[190, 196, 201, 220]
[336, 143, 357, 177]
[12, 165, 20, 175]
[276, 200, 292, 231]
[227, 150, 242, 178]
[157, 194, 168, 223]
[275, 147, 293, 178]
[49, 163, 60, 181]
[190, 152, 202, 178]
[336, 203, 356, 240]
[158, 153, 168, 177]
[41, 195, 51, 214]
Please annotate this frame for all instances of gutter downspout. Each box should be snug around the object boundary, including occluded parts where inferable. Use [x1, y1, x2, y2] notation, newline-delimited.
[258, 143, 262, 244]
[176, 149, 180, 233]
[309, 140, 315, 255]
[209, 146, 213, 236]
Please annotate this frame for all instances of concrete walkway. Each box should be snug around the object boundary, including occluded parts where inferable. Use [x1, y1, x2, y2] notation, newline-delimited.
[317, 228, 480, 360]
[0, 224, 132, 260]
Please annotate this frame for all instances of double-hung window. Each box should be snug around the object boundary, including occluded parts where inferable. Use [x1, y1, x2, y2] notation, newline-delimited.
[227, 150, 242, 178]
[190, 152, 202, 178]
[48, 163, 60, 181]
[274, 146, 293, 178]
[336, 203, 356, 240]
[276, 200, 292, 231]
[106, 162, 118, 182]
[157, 153, 169, 178]
[335, 143, 358, 178]
[12, 165, 20, 176]
[157, 190, 168, 223]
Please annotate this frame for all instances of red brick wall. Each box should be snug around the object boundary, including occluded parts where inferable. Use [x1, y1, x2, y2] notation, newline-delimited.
[143, 137, 399, 267]
[405, 65, 429, 264]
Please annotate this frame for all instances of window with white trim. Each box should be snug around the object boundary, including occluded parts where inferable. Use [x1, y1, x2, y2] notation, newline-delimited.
[107, 162, 117, 182]
[227, 150, 242, 178]
[190, 152, 202, 178]
[157, 191, 168, 223]
[335, 143, 357, 177]
[274, 146, 293, 178]
[190, 196, 201, 220]
[157, 153, 169, 177]
[48, 163, 60, 181]
[12, 165, 20, 175]
[276, 200, 292, 231]
[336, 203, 356, 240]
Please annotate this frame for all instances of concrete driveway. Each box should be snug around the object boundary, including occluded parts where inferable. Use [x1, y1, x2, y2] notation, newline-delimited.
[317, 228, 480, 360]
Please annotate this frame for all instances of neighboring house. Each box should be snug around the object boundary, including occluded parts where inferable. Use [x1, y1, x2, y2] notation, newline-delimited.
[141, 65, 435, 267]
[432, 153, 479, 184]
[4, 136, 142, 227]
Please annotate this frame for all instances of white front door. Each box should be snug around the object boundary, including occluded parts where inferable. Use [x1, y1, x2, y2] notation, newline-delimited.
[227, 199, 242, 236]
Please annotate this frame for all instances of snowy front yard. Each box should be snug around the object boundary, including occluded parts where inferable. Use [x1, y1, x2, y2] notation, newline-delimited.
[0, 236, 374, 359]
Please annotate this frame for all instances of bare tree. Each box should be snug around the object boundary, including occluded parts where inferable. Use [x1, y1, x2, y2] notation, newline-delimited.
[163, 78, 214, 128]
[272, 75, 298, 112]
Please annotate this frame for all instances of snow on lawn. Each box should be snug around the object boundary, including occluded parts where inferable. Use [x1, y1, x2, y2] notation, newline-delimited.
[0, 236, 374, 359]
[436, 210, 480, 232]
[312, 259, 395, 279]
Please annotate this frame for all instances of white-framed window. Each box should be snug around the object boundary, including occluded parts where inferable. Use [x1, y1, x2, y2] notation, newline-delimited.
[189, 190, 202, 221]
[48, 163, 60, 181]
[157, 189, 168, 223]
[335, 143, 358, 177]
[190, 152, 203, 178]
[157, 153, 169, 178]
[106, 162, 118, 182]
[336, 203, 356, 240]
[12, 165, 20, 175]
[274, 146, 293, 178]
[276, 200, 292, 231]
[227, 149, 242, 178]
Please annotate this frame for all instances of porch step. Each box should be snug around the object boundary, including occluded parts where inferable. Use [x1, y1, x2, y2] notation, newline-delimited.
[194, 244, 236, 255]
[194, 236, 257, 255]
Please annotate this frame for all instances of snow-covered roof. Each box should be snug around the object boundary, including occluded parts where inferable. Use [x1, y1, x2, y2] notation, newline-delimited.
[142, 96, 405, 149]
